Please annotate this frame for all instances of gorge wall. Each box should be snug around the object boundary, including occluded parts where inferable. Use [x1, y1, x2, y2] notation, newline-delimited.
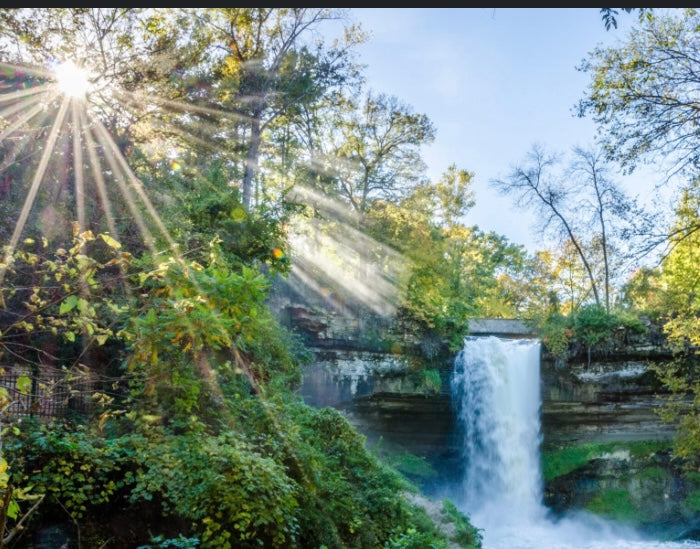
[269, 281, 698, 537]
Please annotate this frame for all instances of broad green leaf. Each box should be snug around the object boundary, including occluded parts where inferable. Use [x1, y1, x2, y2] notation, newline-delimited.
[6, 499, 19, 520]
[16, 375, 31, 394]
[60, 295, 78, 314]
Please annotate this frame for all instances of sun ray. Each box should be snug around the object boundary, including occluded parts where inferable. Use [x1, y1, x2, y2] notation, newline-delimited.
[77, 107, 133, 299]
[93, 119, 178, 250]
[0, 83, 53, 105]
[0, 107, 55, 174]
[0, 95, 70, 283]
[287, 184, 361, 225]
[115, 91, 232, 155]
[118, 88, 253, 124]
[0, 93, 57, 143]
[0, 88, 50, 120]
[146, 115, 226, 153]
[71, 102, 86, 234]
[79, 107, 120, 246]
[90, 122, 156, 250]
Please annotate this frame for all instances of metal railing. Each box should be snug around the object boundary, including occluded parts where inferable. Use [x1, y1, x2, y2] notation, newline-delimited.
[0, 367, 95, 418]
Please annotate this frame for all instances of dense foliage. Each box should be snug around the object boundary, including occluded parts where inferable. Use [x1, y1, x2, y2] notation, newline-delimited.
[0, 233, 469, 548]
[1, 5, 700, 547]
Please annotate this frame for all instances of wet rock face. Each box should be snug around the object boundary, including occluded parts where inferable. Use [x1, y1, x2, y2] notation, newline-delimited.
[298, 347, 462, 490]
[541, 358, 675, 449]
[539, 354, 700, 540]
[299, 350, 418, 408]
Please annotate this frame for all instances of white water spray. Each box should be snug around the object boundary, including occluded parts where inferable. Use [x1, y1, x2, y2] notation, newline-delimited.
[452, 336, 543, 521]
[451, 336, 700, 549]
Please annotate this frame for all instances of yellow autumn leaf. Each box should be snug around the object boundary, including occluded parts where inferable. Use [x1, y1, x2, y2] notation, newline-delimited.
[100, 234, 121, 249]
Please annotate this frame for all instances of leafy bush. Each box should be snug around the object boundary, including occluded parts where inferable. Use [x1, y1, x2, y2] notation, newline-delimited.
[441, 499, 482, 548]
[534, 305, 648, 360]
[7, 421, 134, 518]
[384, 527, 447, 549]
[131, 432, 299, 548]
[535, 313, 571, 359]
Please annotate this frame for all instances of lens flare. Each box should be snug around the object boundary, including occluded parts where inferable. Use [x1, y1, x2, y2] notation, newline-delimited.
[54, 61, 90, 98]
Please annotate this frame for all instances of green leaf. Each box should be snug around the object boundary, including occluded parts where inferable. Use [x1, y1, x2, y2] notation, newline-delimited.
[65, 331, 76, 342]
[60, 295, 78, 315]
[16, 375, 31, 394]
[6, 499, 19, 520]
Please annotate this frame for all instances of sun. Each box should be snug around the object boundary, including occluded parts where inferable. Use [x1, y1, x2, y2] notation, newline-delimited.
[54, 60, 91, 98]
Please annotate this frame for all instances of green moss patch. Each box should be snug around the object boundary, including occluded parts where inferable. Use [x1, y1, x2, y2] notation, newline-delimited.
[586, 489, 640, 523]
[639, 466, 670, 482]
[683, 489, 700, 512]
[542, 440, 671, 481]
[385, 451, 438, 480]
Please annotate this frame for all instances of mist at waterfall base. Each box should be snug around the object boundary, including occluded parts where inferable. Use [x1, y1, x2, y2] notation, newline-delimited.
[449, 336, 700, 549]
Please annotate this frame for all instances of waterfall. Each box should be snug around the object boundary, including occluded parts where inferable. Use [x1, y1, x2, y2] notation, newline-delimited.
[452, 336, 543, 521]
[450, 335, 698, 549]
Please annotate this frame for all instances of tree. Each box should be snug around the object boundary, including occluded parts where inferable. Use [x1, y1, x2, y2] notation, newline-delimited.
[648, 182, 700, 463]
[192, 8, 364, 209]
[568, 146, 632, 311]
[0, 8, 205, 250]
[321, 92, 436, 215]
[0, 8, 194, 143]
[579, 8, 700, 179]
[493, 145, 635, 313]
[657, 181, 700, 351]
[362, 166, 533, 348]
[599, 8, 652, 31]
[493, 145, 603, 307]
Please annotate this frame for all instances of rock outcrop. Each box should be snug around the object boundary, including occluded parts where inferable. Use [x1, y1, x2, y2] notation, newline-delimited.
[269, 284, 696, 535]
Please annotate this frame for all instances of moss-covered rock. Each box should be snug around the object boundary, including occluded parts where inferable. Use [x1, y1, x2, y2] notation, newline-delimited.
[543, 440, 700, 540]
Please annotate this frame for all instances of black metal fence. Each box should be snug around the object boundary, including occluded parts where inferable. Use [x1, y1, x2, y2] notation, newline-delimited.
[0, 367, 95, 418]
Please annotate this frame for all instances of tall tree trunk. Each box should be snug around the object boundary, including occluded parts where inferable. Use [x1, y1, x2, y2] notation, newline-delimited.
[561, 220, 601, 309]
[598, 208, 610, 312]
[592, 173, 611, 312]
[242, 116, 262, 210]
[537, 189, 602, 308]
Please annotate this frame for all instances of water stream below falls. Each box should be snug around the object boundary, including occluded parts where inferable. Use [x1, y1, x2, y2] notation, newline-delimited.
[450, 336, 700, 549]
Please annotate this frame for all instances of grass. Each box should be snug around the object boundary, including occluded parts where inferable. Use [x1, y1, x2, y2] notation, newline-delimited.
[542, 440, 671, 481]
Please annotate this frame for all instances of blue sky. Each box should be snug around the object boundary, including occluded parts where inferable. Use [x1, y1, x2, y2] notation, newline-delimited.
[340, 8, 667, 252]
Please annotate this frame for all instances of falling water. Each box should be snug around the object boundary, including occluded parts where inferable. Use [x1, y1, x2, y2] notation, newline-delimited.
[451, 336, 700, 549]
